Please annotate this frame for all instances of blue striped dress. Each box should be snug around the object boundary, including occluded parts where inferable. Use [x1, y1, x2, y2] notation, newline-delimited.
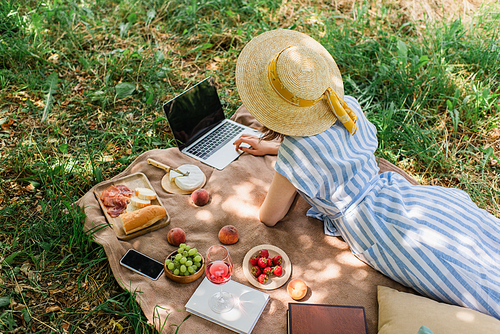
[275, 96, 500, 319]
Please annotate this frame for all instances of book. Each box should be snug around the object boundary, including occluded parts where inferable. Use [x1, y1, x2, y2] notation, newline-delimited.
[287, 303, 368, 334]
[185, 277, 270, 334]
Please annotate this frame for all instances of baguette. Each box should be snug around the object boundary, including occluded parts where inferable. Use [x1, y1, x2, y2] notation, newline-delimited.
[120, 205, 166, 235]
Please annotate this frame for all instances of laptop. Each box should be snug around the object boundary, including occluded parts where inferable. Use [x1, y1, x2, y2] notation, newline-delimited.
[163, 77, 262, 170]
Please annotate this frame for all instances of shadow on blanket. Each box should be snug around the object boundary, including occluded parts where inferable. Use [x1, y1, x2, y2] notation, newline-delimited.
[77, 106, 418, 334]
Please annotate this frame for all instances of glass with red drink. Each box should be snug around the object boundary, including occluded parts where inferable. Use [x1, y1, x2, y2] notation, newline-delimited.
[205, 245, 234, 313]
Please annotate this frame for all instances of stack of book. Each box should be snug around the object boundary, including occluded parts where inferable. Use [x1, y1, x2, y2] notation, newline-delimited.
[185, 278, 368, 334]
[287, 303, 368, 334]
[185, 277, 270, 334]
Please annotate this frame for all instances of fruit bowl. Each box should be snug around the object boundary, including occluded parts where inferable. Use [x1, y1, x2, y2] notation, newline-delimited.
[242, 244, 292, 290]
[164, 250, 205, 284]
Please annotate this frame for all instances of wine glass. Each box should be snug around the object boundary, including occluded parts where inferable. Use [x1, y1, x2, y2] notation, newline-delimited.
[205, 245, 234, 313]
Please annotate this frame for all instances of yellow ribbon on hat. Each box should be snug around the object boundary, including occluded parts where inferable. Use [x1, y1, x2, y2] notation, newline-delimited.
[268, 48, 357, 135]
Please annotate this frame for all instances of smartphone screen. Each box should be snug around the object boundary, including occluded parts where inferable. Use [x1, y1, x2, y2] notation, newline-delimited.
[120, 249, 164, 280]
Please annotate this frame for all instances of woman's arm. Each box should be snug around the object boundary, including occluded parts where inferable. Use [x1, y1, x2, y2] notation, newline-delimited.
[233, 134, 293, 225]
[233, 134, 280, 156]
[259, 171, 297, 226]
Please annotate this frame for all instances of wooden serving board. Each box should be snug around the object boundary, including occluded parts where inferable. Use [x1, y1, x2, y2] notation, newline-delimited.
[147, 158, 206, 195]
[94, 172, 170, 240]
[161, 173, 207, 195]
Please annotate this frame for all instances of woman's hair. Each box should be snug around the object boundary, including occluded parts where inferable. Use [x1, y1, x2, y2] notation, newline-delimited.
[259, 126, 284, 142]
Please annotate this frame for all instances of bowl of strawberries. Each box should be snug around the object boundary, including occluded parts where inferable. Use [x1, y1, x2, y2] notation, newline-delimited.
[242, 244, 292, 290]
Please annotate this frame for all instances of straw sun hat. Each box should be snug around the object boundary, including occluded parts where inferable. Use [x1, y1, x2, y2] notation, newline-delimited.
[235, 29, 357, 137]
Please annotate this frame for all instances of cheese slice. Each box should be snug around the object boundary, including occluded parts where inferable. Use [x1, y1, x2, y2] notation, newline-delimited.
[169, 164, 205, 191]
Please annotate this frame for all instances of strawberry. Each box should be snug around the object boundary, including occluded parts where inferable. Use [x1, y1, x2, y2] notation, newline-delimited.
[267, 258, 273, 266]
[263, 266, 273, 276]
[249, 255, 260, 266]
[272, 265, 283, 276]
[258, 274, 268, 284]
[258, 257, 268, 268]
[251, 266, 261, 277]
[258, 249, 269, 258]
[272, 255, 283, 266]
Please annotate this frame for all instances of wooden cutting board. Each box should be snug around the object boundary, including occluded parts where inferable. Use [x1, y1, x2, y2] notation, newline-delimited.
[147, 158, 206, 195]
[94, 172, 170, 240]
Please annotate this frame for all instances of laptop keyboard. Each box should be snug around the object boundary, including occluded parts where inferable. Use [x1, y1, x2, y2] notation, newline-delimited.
[185, 122, 244, 159]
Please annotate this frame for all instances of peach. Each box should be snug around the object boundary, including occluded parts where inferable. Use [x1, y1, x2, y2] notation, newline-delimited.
[287, 278, 308, 300]
[218, 225, 239, 245]
[191, 188, 209, 206]
[167, 228, 186, 246]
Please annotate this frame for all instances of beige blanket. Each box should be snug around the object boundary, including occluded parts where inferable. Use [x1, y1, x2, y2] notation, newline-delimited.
[78, 106, 418, 334]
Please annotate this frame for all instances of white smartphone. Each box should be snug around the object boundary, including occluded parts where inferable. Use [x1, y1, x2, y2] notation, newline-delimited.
[120, 249, 164, 280]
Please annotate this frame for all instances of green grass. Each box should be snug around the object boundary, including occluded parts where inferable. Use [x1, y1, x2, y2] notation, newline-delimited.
[1, 0, 499, 332]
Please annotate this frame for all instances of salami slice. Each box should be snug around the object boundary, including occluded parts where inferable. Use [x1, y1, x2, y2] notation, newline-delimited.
[115, 185, 133, 197]
[100, 184, 132, 217]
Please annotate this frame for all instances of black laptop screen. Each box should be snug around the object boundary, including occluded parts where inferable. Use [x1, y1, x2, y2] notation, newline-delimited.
[163, 77, 225, 150]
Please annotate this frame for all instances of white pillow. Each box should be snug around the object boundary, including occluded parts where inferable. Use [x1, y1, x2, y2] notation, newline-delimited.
[377, 286, 500, 334]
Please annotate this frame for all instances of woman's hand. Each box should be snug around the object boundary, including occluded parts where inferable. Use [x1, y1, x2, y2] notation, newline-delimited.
[233, 134, 280, 156]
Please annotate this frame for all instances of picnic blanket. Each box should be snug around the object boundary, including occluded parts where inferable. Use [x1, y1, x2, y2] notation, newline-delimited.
[77, 106, 419, 334]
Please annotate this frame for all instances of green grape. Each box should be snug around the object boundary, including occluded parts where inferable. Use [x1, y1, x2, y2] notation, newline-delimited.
[169, 244, 201, 276]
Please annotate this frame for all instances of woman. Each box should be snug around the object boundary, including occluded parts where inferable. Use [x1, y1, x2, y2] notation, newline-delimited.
[233, 29, 500, 319]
